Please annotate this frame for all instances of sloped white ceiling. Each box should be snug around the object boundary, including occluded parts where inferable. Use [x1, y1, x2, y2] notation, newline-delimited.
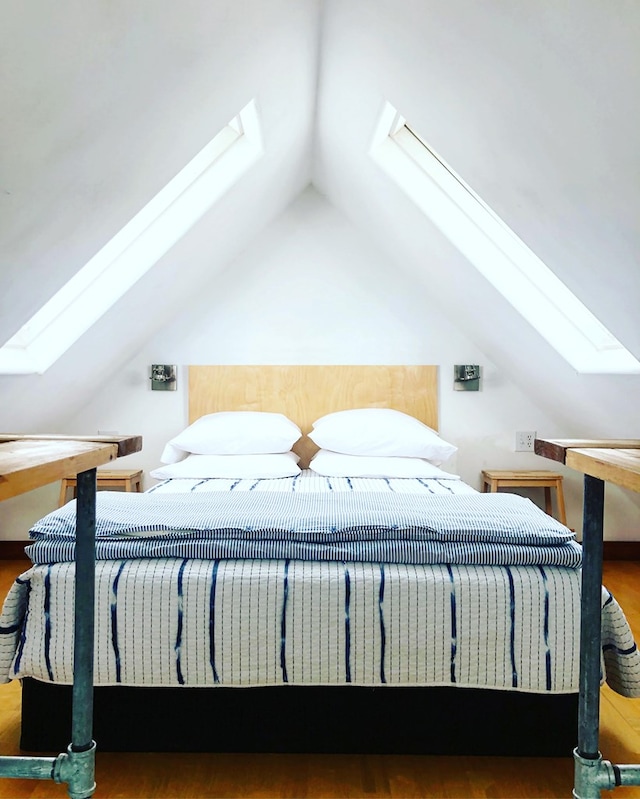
[313, 0, 640, 434]
[0, 0, 320, 427]
[1, 0, 639, 439]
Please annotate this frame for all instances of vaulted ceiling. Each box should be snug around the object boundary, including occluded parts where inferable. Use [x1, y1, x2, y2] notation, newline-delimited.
[1, 0, 639, 436]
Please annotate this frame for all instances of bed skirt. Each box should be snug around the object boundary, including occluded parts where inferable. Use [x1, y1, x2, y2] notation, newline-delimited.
[20, 679, 578, 756]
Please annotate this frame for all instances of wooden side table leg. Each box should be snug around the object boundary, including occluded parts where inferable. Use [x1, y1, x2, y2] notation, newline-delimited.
[555, 479, 567, 526]
[544, 486, 553, 517]
[58, 479, 69, 508]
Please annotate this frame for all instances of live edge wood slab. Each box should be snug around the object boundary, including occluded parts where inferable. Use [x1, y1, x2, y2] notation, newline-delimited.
[534, 438, 640, 494]
[0, 435, 143, 501]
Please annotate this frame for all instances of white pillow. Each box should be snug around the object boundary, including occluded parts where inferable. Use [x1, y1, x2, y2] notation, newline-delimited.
[309, 408, 457, 465]
[160, 411, 302, 463]
[150, 452, 301, 480]
[309, 450, 460, 479]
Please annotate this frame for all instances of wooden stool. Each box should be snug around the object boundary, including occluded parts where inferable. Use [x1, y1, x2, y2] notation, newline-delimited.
[481, 469, 567, 526]
[59, 468, 143, 507]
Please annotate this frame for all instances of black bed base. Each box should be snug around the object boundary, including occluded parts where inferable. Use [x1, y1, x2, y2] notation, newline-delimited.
[21, 679, 578, 757]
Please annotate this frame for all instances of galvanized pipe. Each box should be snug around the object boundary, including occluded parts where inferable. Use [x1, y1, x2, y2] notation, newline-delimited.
[54, 744, 97, 799]
[573, 751, 640, 798]
[573, 751, 614, 798]
[71, 468, 97, 752]
[610, 764, 640, 787]
[0, 756, 56, 780]
[577, 474, 605, 761]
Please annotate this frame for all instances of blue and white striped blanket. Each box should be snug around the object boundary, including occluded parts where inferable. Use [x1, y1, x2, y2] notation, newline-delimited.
[26, 491, 581, 567]
[1, 560, 639, 695]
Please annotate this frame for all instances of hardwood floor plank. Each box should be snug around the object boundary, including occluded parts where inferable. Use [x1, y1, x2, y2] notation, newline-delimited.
[603, 685, 640, 737]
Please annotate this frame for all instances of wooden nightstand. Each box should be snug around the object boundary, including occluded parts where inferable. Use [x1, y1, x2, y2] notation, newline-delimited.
[59, 468, 143, 507]
[481, 469, 567, 526]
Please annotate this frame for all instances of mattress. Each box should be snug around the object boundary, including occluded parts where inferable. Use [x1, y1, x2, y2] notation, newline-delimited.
[1, 472, 639, 697]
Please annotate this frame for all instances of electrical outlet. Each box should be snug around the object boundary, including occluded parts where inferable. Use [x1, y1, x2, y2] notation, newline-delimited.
[515, 431, 536, 452]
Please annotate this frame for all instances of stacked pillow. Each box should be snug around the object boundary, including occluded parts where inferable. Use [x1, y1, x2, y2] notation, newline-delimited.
[308, 408, 457, 478]
[151, 408, 457, 481]
[151, 412, 302, 479]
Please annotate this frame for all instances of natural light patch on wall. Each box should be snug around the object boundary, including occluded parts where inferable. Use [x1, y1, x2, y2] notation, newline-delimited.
[0, 100, 263, 375]
[370, 102, 640, 375]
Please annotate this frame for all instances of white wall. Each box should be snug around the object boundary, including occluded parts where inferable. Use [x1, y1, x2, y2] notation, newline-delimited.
[0, 0, 319, 434]
[314, 0, 640, 439]
[3, 188, 636, 541]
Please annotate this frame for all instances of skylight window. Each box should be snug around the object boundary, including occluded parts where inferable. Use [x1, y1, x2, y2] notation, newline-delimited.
[0, 99, 263, 375]
[370, 102, 640, 374]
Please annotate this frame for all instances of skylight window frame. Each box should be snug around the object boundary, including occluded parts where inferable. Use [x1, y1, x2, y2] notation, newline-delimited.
[370, 102, 640, 375]
[0, 99, 263, 375]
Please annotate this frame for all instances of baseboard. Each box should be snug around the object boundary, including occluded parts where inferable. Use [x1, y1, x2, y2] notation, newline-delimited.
[603, 541, 640, 560]
[0, 541, 30, 560]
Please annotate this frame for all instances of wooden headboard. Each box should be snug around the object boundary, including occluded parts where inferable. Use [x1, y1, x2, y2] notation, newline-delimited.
[188, 365, 439, 468]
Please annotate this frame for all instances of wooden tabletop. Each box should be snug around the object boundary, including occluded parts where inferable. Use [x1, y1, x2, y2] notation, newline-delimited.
[535, 438, 640, 494]
[0, 434, 141, 459]
[0, 435, 142, 501]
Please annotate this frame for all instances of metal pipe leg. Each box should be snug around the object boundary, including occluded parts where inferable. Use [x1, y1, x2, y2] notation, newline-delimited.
[66, 468, 97, 798]
[0, 466, 98, 797]
[578, 474, 605, 759]
[574, 475, 605, 798]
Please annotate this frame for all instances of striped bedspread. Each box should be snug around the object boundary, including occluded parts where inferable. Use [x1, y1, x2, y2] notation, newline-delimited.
[1, 559, 638, 695]
[26, 490, 580, 567]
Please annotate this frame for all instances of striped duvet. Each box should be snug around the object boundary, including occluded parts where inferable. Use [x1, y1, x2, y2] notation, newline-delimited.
[1, 473, 638, 696]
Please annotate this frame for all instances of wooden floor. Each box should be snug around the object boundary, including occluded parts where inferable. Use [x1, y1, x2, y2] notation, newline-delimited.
[0, 559, 639, 798]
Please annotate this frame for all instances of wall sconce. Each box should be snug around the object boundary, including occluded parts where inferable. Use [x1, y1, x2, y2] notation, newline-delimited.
[453, 364, 480, 391]
[150, 364, 177, 391]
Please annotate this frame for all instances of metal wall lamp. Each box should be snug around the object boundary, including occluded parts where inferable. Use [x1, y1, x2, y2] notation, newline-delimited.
[150, 364, 177, 391]
[453, 364, 480, 391]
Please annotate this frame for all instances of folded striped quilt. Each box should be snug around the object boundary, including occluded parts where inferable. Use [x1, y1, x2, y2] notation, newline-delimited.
[26, 492, 581, 567]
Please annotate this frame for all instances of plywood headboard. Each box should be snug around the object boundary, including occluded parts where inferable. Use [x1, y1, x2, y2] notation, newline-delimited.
[188, 365, 439, 468]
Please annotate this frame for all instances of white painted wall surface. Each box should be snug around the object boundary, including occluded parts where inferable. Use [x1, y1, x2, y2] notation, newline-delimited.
[2, 189, 637, 541]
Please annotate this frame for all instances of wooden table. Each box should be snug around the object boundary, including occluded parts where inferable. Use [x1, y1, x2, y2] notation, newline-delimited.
[535, 438, 640, 798]
[0, 434, 142, 798]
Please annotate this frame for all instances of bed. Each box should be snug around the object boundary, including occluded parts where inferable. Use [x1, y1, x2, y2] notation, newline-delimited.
[2, 366, 639, 757]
